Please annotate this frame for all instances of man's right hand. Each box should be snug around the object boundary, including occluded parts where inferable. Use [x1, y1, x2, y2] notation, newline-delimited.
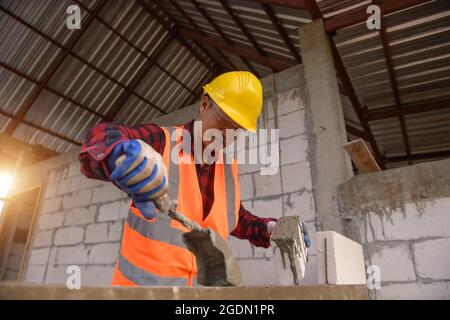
[106, 139, 168, 219]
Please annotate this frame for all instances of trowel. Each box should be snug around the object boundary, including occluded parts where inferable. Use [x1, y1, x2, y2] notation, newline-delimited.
[154, 194, 243, 287]
[271, 216, 309, 285]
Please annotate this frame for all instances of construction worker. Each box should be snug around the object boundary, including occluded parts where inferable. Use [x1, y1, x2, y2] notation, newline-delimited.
[79, 71, 311, 286]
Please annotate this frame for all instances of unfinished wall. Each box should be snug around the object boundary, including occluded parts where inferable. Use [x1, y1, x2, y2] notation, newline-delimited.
[18, 65, 329, 287]
[339, 159, 450, 299]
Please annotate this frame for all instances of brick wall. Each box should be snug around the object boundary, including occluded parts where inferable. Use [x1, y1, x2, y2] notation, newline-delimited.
[339, 159, 450, 299]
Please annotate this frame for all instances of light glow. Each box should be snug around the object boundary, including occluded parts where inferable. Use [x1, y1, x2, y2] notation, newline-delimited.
[0, 172, 13, 214]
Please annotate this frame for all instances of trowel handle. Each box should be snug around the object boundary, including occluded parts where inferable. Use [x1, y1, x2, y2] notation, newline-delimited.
[154, 193, 203, 232]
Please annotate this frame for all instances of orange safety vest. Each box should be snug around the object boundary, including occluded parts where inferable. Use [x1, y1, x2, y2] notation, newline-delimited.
[111, 126, 240, 286]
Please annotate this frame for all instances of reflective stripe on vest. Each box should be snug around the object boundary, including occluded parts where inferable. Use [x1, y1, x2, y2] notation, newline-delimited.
[113, 126, 239, 286]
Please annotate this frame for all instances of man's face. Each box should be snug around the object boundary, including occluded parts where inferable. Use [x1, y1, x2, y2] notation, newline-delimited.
[198, 95, 242, 149]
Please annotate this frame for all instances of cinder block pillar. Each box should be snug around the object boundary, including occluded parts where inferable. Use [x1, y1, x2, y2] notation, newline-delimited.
[298, 20, 353, 234]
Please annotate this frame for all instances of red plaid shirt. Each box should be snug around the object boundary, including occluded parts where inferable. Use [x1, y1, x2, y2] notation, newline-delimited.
[78, 120, 276, 248]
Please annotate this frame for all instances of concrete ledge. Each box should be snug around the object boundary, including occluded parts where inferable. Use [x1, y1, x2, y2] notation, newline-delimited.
[0, 283, 367, 300]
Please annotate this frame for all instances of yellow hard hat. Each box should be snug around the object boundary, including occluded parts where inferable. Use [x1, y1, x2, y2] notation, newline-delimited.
[203, 71, 263, 132]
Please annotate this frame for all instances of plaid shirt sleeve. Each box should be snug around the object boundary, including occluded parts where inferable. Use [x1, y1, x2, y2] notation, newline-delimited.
[231, 203, 277, 248]
[78, 121, 165, 181]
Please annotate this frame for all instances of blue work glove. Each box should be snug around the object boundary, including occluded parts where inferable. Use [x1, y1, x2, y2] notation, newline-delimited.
[106, 140, 167, 219]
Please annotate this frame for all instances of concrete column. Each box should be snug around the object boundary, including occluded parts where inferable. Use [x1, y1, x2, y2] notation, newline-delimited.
[298, 20, 353, 234]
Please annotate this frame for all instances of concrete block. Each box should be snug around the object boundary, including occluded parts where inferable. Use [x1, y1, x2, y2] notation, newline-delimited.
[377, 282, 450, 300]
[54, 226, 84, 246]
[29, 248, 50, 265]
[280, 135, 308, 165]
[40, 197, 62, 214]
[238, 163, 261, 175]
[299, 255, 319, 285]
[64, 206, 96, 226]
[70, 175, 106, 192]
[370, 244, 416, 282]
[6, 256, 22, 270]
[33, 230, 53, 248]
[48, 167, 67, 183]
[228, 236, 253, 259]
[88, 243, 120, 264]
[56, 245, 89, 264]
[24, 265, 46, 283]
[238, 258, 279, 286]
[414, 238, 450, 280]
[57, 178, 72, 196]
[266, 88, 304, 119]
[45, 265, 69, 284]
[91, 184, 125, 204]
[253, 172, 282, 198]
[278, 110, 305, 139]
[82, 265, 115, 286]
[98, 200, 130, 222]
[283, 191, 316, 222]
[62, 189, 92, 210]
[67, 161, 81, 178]
[250, 196, 283, 219]
[48, 248, 58, 265]
[85, 222, 123, 243]
[10, 243, 25, 256]
[44, 182, 58, 199]
[281, 161, 312, 193]
[316, 231, 366, 285]
[253, 244, 274, 259]
[38, 212, 64, 230]
[239, 174, 254, 201]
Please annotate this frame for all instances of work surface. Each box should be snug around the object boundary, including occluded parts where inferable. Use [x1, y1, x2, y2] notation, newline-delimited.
[0, 283, 367, 300]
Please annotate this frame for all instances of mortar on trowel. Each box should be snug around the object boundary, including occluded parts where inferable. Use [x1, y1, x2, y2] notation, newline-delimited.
[271, 216, 309, 285]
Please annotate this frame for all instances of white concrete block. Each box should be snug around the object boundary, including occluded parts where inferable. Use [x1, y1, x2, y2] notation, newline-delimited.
[24, 265, 46, 283]
[239, 174, 254, 201]
[377, 282, 450, 300]
[6, 256, 22, 270]
[38, 212, 64, 230]
[364, 198, 450, 242]
[57, 178, 72, 196]
[250, 196, 283, 219]
[33, 230, 53, 248]
[253, 172, 282, 198]
[280, 135, 308, 165]
[88, 243, 120, 264]
[266, 88, 304, 119]
[29, 248, 50, 265]
[299, 255, 319, 285]
[281, 161, 312, 193]
[370, 244, 416, 282]
[91, 184, 125, 204]
[238, 163, 261, 175]
[98, 200, 130, 222]
[10, 243, 25, 256]
[56, 245, 89, 264]
[54, 226, 84, 246]
[45, 265, 69, 284]
[70, 175, 106, 193]
[85, 222, 123, 243]
[283, 191, 316, 222]
[62, 189, 92, 210]
[316, 231, 366, 285]
[278, 110, 305, 139]
[227, 236, 253, 259]
[67, 161, 81, 178]
[64, 206, 97, 226]
[48, 167, 67, 183]
[44, 182, 58, 199]
[40, 197, 62, 214]
[414, 238, 450, 280]
[238, 258, 279, 286]
[253, 244, 274, 259]
[82, 265, 115, 286]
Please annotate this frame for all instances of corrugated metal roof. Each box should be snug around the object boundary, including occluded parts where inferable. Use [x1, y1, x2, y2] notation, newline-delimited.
[0, 0, 449, 168]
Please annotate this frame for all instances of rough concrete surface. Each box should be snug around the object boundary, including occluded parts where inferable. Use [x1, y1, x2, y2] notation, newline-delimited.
[0, 283, 368, 300]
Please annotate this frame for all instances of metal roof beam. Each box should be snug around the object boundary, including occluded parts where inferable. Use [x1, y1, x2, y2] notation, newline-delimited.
[253, 0, 308, 10]
[73, 0, 198, 99]
[377, 9, 412, 164]
[180, 30, 292, 72]
[259, 3, 302, 63]
[2, 0, 108, 136]
[385, 150, 450, 163]
[104, 34, 173, 121]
